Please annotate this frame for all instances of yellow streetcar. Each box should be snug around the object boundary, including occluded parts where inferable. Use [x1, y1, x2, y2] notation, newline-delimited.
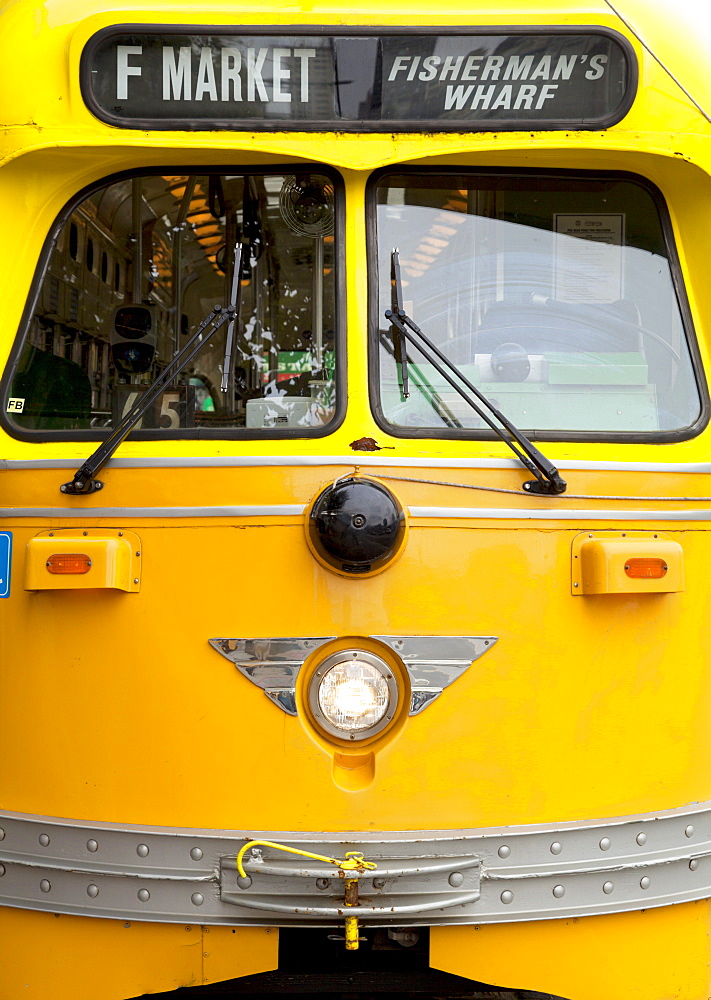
[2, 0, 711, 997]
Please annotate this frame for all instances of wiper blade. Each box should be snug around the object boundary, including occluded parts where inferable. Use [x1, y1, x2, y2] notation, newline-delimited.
[220, 241, 244, 392]
[390, 251, 409, 399]
[384, 249, 566, 496]
[378, 329, 462, 429]
[61, 244, 243, 496]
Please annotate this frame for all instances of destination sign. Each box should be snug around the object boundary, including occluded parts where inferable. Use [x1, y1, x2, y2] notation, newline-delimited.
[82, 28, 635, 131]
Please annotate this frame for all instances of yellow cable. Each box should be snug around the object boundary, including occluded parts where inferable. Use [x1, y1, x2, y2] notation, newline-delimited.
[236, 839, 377, 878]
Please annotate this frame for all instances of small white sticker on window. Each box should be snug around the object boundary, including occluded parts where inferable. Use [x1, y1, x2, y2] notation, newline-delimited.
[554, 213, 625, 304]
[7, 398, 25, 413]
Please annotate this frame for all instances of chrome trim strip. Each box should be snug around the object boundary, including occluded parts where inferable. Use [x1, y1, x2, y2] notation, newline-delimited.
[3, 456, 711, 473]
[1, 801, 710, 926]
[0, 505, 306, 519]
[3, 505, 711, 522]
[221, 893, 481, 918]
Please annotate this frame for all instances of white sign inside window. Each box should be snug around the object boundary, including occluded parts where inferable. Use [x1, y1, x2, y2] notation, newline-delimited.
[554, 213, 625, 303]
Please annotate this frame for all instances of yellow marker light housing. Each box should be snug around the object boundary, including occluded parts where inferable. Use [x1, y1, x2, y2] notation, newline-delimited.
[572, 532, 684, 595]
[25, 531, 142, 592]
[309, 650, 399, 741]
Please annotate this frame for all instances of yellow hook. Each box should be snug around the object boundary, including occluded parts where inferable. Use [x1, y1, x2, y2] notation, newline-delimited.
[236, 839, 377, 878]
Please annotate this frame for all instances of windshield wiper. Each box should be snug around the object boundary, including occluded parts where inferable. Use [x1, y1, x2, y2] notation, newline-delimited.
[384, 249, 567, 496]
[390, 248, 410, 400]
[61, 244, 243, 496]
[379, 329, 463, 429]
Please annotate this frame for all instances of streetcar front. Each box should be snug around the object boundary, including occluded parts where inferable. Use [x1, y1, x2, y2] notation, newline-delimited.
[2, 3, 711, 1000]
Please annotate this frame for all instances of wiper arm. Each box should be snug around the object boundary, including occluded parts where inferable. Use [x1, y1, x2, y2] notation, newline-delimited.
[384, 249, 566, 496]
[61, 244, 243, 496]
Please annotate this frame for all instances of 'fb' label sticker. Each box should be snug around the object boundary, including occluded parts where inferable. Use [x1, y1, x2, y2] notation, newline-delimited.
[0, 532, 11, 598]
[7, 398, 24, 413]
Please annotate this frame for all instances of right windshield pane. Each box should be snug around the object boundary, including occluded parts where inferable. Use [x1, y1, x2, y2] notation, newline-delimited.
[375, 172, 702, 436]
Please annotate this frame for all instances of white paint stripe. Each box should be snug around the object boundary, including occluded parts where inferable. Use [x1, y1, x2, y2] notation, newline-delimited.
[410, 506, 711, 521]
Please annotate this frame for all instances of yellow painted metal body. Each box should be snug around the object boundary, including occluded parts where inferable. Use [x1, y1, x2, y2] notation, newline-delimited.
[571, 531, 685, 594]
[24, 530, 142, 592]
[1, 0, 711, 998]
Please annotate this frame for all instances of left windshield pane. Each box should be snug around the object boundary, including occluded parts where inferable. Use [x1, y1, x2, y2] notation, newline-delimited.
[5, 170, 339, 435]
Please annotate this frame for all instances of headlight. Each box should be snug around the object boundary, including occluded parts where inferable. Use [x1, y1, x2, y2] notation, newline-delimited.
[309, 650, 399, 740]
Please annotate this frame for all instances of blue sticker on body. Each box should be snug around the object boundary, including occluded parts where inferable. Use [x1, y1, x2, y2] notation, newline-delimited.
[0, 532, 12, 598]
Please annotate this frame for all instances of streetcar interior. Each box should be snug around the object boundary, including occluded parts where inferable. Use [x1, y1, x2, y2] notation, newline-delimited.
[375, 171, 701, 435]
[8, 170, 338, 434]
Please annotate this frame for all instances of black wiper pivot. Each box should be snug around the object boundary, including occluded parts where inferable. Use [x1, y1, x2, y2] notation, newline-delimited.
[61, 245, 244, 496]
[384, 249, 566, 496]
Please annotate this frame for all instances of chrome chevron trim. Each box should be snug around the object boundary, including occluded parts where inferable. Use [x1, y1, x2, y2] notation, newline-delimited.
[372, 635, 497, 714]
[209, 637, 336, 715]
[209, 636, 496, 716]
[1, 802, 710, 926]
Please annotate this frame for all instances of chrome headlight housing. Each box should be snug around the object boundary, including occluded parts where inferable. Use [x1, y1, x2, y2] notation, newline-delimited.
[308, 649, 399, 740]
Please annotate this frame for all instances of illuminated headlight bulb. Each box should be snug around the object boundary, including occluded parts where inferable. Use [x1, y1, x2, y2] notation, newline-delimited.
[320, 662, 388, 731]
[310, 650, 399, 740]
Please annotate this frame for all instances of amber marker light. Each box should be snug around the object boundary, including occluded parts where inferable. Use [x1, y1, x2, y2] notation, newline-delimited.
[46, 554, 92, 575]
[624, 558, 668, 579]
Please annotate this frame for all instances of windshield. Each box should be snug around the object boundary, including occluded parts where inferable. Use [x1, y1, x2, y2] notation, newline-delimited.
[5, 169, 340, 436]
[373, 171, 702, 438]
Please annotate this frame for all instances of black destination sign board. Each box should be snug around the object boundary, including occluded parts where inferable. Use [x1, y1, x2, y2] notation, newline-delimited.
[81, 27, 636, 132]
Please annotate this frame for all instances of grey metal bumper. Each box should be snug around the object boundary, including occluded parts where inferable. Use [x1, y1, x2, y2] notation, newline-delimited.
[0, 802, 709, 926]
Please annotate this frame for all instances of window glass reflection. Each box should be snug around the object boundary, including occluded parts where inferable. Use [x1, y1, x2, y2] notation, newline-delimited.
[375, 172, 701, 436]
[9, 170, 339, 434]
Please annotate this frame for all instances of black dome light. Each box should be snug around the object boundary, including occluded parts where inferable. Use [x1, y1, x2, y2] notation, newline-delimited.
[308, 478, 406, 575]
